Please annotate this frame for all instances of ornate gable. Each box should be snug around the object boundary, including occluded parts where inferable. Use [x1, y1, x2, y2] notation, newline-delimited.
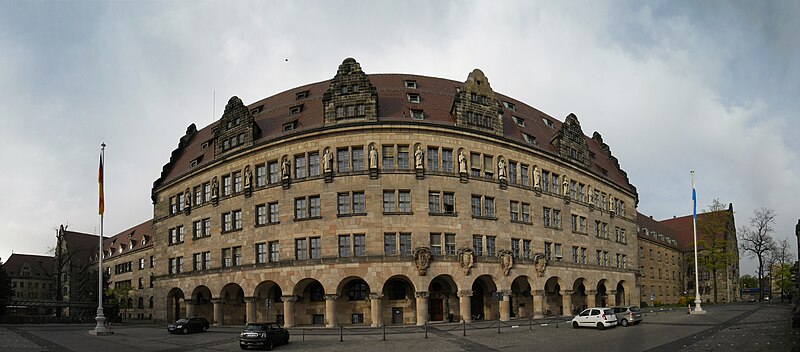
[213, 96, 260, 159]
[450, 69, 503, 136]
[322, 58, 378, 125]
[551, 113, 590, 168]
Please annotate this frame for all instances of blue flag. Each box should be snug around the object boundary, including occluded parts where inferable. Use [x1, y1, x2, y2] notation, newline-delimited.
[692, 187, 696, 220]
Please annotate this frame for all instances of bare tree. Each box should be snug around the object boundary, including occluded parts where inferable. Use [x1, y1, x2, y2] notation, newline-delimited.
[767, 238, 792, 301]
[739, 208, 777, 301]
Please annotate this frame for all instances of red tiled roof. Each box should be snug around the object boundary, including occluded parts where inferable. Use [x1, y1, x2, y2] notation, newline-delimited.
[3, 253, 55, 278]
[636, 212, 680, 249]
[660, 209, 734, 251]
[102, 219, 154, 259]
[156, 72, 635, 193]
[62, 230, 104, 267]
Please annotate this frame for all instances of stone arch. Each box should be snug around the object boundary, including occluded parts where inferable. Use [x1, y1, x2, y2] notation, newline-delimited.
[615, 280, 627, 306]
[254, 281, 283, 324]
[571, 277, 588, 314]
[510, 275, 532, 318]
[382, 275, 416, 325]
[220, 283, 245, 326]
[166, 287, 185, 322]
[336, 276, 371, 325]
[596, 279, 609, 307]
[428, 274, 458, 322]
[190, 286, 213, 319]
[470, 274, 498, 320]
[294, 278, 326, 326]
[543, 276, 563, 316]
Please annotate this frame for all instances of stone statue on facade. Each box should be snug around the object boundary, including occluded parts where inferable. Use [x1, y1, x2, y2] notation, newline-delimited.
[322, 148, 333, 173]
[368, 145, 378, 170]
[281, 157, 291, 179]
[211, 177, 219, 199]
[243, 165, 252, 189]
[608, 195, 615, 213]
[414, 145, 424, 170]
[184, 188, 191, 210]
[458, 150, 467, 174]
[414, 247, 431, 276]
[498, 250, 513, 276]
[562, 175, 569, 196]
[588, 185, 594, 205]
[498, 158, 506, 181]
[533, 165, 541, 189]
[532, 253, 547, 277]
[458, 248, 474, 275]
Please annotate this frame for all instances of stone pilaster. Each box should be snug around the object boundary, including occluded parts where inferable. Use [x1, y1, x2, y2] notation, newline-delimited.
[369, 293, 383, 327]
[281, 295, 297, 328]
[458, 290, 472, 323]
[415, 291, 429, 326]
[324, 294, 338, 328]
[561, 290, 573, 317]
[499, 290, 512, 322]
[211, 298, 223, 326]
[245, 297, 256, 324]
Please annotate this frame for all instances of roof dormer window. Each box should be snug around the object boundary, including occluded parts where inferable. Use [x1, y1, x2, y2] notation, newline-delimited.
[541, 118, 554, 128]
[407, 94, 420, 103]
[512, 116, 525, 127]
[503, 101, 516, 111]
[296, 91, 309, 100]
[405, 80, 417, 89]
[290, 104, 303, 115]
[522, 133, 537, 146]
[250, 105, 264, 114]
[410, 109, 425, 120]
[283, 121, 297, 132]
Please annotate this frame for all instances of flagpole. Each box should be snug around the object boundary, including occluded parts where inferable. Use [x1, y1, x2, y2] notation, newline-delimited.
[690, 170, 705, 313]
[92, 143, 112, 335]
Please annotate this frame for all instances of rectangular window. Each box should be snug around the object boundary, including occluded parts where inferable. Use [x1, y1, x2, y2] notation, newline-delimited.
[222, 175, 231, 196]
[553, 209, 561, 228]
[551, 173, 560, 195]
[309, 152, 320, 177]
[397, 145, 410, 170]
[581, 247, 587, 264]
[384, 233, 397, 255]
[427, 147, 439, 171]
[399, 233, 411, 255]
[268, 202, 279, 223]
[295, 155, 307, 179]
[256, 243, 267, 264]
[309, 237, 321, 259]
[521, 203, 530, 223]
[222, 248, 232, 267]
[232, 246, 242, 266]
[509, 162, 517, 184]
[443, 192, 455, 214]
[429, 233, 441, 255]
[233, 171, 242, 193]
[309, 195, 320, 217]
[193, 220, 202, 239]
[268, 241, 279, 262]
[256, 204, 267, 225]
[543, 207, 551, 227]
[473, 235, 483, 256]
[573, 246, 579, 263]
[268, 161, 279, 184]
[470, 153, 481, 177]
[512, 239, 521, 258]
[338, 235, 351, 257]
[354, 234, 366, 256]
[429, 192, 441, 213]
[483, 155, 493, 177]
[445, 234, 456, 255]
[338, 193, 350, 215]
[510, 201, 519, 221]
[337, 148, 350, 172]
[486, 236, 496, 256]
[255, 164, 266, 187]
[295, 239, 308, 260]
[554, 243, 562, 259]
[483, 197, 494, 217]
[541, 171, 550, 192]
[233, 210, 242, 230]
[203, 182, 211, 202]
[194, 186, 202, 206]
[544, 242, 552, 261]
[295, 198, 307, 219]
[383, 191, 396, 212]
[382, 145, 395, 171]
[442, 148, 453, 173]
[471, 195, 481, 217]
[398, 191, 411, 212]
[520, 164, 529, 186]
[352, 147, 365, 171]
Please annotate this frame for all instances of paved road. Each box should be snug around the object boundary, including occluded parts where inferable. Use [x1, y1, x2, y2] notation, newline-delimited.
[1, 302, 797, 352]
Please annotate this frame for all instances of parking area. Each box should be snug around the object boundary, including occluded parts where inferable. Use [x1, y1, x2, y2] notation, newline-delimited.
[1, 302, 797, 352]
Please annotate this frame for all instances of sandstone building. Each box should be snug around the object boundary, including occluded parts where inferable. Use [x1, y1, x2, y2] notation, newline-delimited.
[146, 58, 640, 326]
[636, 213, 683, 305]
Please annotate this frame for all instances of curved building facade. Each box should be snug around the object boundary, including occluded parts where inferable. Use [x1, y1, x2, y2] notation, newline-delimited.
[151, 58, 640, 327]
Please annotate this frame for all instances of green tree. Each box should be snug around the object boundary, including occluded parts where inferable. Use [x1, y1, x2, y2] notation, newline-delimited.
[740, 274, 758, 288]
[0, 258, 14, 315]
[694, 199, 737, 303]
[105, 285, 130, 321]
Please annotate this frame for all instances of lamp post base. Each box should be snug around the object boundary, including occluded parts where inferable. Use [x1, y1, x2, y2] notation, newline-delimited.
[89, 308, 114, 336]
[689, 301, 706, 314]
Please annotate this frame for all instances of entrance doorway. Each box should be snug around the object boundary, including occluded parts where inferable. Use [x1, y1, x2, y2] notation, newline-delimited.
[430, 298, 444, 321]
[392, 307, 403, 324]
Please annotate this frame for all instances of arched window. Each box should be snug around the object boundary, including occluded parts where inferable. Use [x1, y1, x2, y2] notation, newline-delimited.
[137, 297, 144, 309]
[348, 282, 366, 301]
[309, 282, 324, 302]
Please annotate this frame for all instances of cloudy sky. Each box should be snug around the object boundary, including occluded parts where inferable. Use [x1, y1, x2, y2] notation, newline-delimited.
[1, 1, 798, 277]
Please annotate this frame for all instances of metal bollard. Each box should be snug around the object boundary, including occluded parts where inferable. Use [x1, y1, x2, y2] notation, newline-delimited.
[424, 322, 428, 339]
[463, 320, 466, 336]
[497, 320, 501, 334]
[383, 324, 386, 341]
[302, 328, 305, 342]
[529, 316, 532, 331]
[339, 325, 343, 342]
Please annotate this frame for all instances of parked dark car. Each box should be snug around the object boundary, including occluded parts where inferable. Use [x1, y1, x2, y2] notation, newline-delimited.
[239, 322, 290, 350]
[610, 306, 642, 326]
[167, 316, 210, 334]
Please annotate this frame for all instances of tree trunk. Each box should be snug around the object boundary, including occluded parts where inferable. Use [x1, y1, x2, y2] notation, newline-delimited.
[757, 257, 764, 301]
[712, 269, 718, 303]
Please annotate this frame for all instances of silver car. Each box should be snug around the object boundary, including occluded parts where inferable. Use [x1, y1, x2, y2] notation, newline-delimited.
[571, 308, 618, 330]
[611, 306, 642, 326]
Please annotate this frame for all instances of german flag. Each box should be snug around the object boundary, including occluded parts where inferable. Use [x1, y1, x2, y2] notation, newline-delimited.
[98, 151, 104, 216]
